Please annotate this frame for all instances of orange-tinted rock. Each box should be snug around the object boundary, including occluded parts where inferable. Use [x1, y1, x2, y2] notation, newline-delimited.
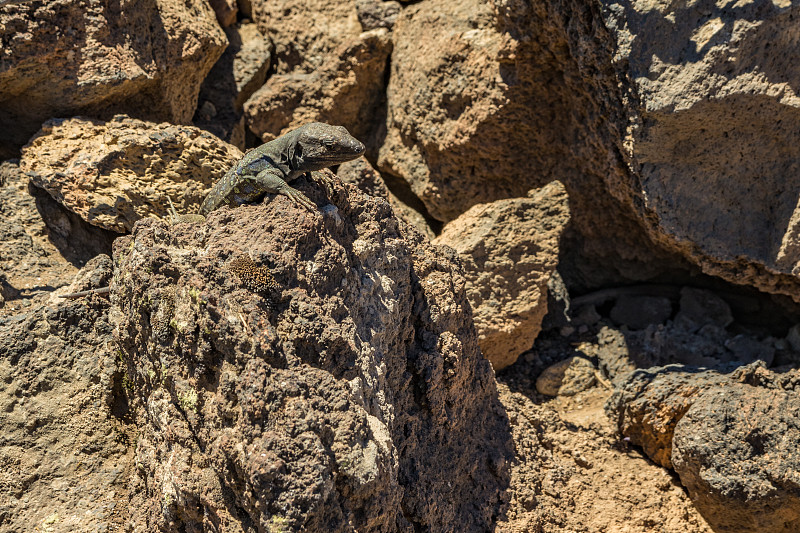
[21, 116, 242, 233]
[0, 0, 226, 157]
[434, 182, 570, 369]
[246, 0, 392, 148]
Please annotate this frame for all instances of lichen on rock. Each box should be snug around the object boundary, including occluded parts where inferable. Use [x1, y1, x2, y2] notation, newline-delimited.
[112, 178, 512, 531]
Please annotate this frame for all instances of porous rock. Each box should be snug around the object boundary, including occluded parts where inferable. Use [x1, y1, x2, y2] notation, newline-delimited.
[337, 157, 435, 239]
[0, 161, 79, 303]
[601, 0, 800, 300]
[251, 0, 362, 74]
[605, 365, 729, 469]
[0, 258, 132, 532]
[246, 0, 393, 146]
[605, 361, 800, 476]
[433, 181, 570, 370]
[672, 384, 800, 533]
[356, 0, 402, 31]
[20, 116, 242, 233]
[112, 177, 511, 531]
[209, 0, 238, 27]
[0, 0, 226, 157]
[379, 0, 682, 291]
[244, 28, 392, 144]
[535, 356, 597, 397]
[195, 22, 273, 148]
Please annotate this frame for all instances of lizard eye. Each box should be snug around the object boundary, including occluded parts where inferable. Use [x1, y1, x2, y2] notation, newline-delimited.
[322, 137, 335, 148]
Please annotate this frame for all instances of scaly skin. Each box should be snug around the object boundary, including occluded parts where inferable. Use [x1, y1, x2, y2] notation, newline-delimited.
[199, 122, 365, 215]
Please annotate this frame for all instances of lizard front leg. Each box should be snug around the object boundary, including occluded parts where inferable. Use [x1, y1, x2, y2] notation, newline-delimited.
[309, 168, 338, 197]
[253, 168, 316, 210]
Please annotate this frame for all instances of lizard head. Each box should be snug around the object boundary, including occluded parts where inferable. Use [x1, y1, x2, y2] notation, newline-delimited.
[292, 122, 365, 170]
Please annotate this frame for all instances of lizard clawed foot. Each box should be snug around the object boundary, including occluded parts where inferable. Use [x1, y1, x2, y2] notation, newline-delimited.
[311, 168, 338, 197]
[281, 186, 317, 210]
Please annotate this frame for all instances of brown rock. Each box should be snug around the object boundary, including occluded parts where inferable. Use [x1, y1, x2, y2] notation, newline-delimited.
[0, 161, 78, 305]
[0, 258, 133, 532]
[605, 365, 729, 469]
[0, 0, 226, 157]
[112, 178, 512, 530]
[535, 356, 597, 397]
[244, 28, 392, 143]
[606, 362, 800, 471]
[246, 0, 392, 147]
[378, 0, 685, 291]
[20, 116, 242, 233]
[195, 22, 273, 148]
[602, 0, 800, 300]
[251, 0, 362, 74]
[672, 384, 800, 533]
[337, 157, 435, 239]
[209, 0, 238, 27]
[434, 181, 570, 370]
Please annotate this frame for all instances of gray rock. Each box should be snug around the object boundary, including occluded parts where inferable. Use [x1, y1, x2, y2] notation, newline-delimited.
[356, 0, 402, 30]
[610, 295, 672, 330]
[607, 361, 800, 532]
[0, 262, 129, 532]
[676, 287, 733, 331]
[536, 356, 597, 397]
[673, 384, 800, 533]
[601, 0, 800, 301]
[724, 335, 775, 366]
[113, 178, 512, 531]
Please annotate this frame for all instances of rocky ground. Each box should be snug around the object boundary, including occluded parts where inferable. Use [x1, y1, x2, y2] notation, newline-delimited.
[1, 0, 799, 531]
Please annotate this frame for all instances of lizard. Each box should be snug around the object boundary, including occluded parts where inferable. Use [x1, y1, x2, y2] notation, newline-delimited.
[60, 122, 365, 299]
[197, 121, 364, 217]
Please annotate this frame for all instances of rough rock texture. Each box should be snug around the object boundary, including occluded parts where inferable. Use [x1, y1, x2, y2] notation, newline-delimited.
[195, 23, 273, 149]
[246, 0, 393, 147]
[534, 355, 598, 397]
[337, 157, 434, 239]
[568, 284, 781, 379]
[112, 178, 511, 531]
[378, 0, 686, 290]
[433, 182, 570, 370]
[605, 365, 730, 468]
[496, 351, 712, 532]
[244, 28, 392, 144]
[251, 0, 362, 74]
[0, 161, 78, 309]
[356, 0, 402, 31]
[20, 116, 243, 233]
[0, 0, 227, 158]
[607, 362, 800, 532]
[0, 159, 119, 318]
[673, 383, 800, 533]
[0, 257, 133, 532]
[209, 0, 238, 27]
[602, 0, 800, 300]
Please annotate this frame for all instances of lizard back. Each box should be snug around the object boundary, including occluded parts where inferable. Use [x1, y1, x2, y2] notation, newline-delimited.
[199, 151, 279, 215]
